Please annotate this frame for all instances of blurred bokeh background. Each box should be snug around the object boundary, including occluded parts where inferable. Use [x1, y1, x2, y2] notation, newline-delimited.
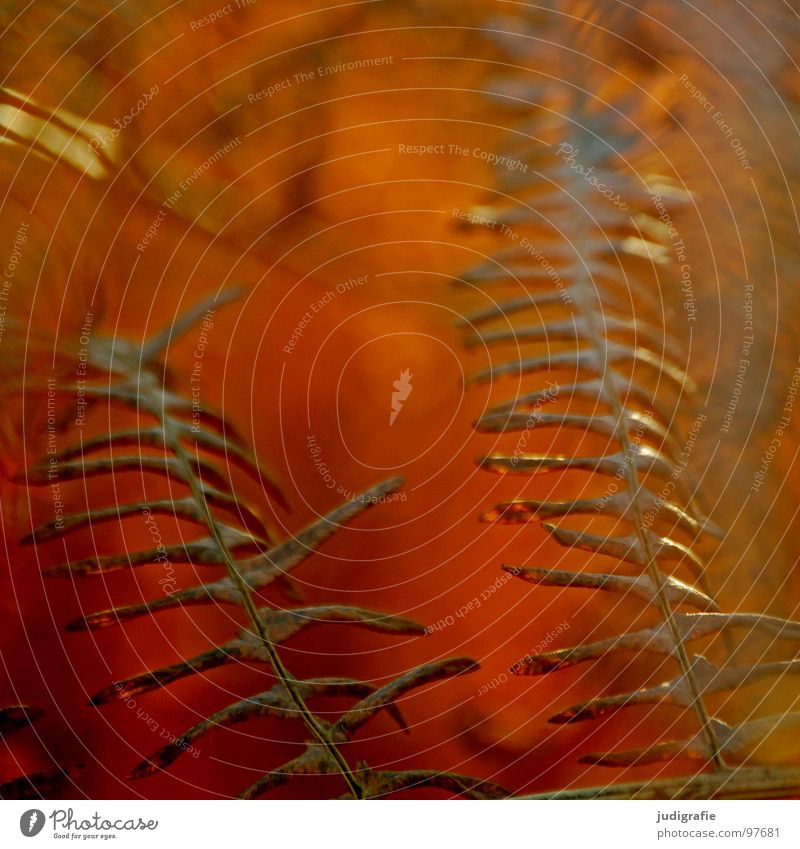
[1, 0, 799, 798]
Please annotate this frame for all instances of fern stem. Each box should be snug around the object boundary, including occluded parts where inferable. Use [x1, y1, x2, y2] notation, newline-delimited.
[571, 216, 726, 770]
[159, 420, 367, 799]
[523, 766, 800, 800]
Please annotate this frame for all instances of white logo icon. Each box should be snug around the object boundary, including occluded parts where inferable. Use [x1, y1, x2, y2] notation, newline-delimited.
[390, 369, 413, 426]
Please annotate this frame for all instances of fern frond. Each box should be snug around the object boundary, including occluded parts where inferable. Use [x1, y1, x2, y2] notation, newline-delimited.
[21, 291, 493, 799]
[459, 15, 800, 799]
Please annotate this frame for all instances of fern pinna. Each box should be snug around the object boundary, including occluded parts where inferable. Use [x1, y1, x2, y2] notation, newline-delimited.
[20, 291, 504, 800]
[458, 17, 800, 799]
[0, 706, 65, 799]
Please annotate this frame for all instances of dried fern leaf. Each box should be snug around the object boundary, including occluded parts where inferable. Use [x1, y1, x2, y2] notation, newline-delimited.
[459, 11, 799, 798]
[238, 658, 506, 800]
[22, 292, 485, 799]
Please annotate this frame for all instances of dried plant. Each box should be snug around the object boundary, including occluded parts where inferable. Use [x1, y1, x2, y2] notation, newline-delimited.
[3, 0, 799, 803]
[17, 292, 505, 800]
[458, 14, 800, 800]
